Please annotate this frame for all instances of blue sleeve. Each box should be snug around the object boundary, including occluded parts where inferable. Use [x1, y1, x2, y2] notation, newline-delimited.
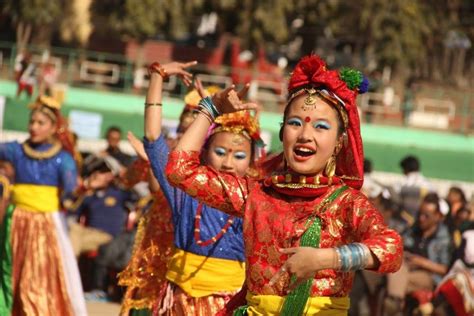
[143, 135, 182, 215]
[0, 142, 19, 162]
[58, 152, 78, 196]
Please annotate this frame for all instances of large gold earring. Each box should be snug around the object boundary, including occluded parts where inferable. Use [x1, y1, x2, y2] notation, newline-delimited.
[325, 155, 336, 177]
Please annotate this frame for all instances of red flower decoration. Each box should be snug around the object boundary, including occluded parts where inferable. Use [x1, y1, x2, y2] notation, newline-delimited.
[288, 55, 327, 92]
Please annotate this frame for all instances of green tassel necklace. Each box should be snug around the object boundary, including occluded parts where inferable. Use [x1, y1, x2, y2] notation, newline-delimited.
[280, 186, 348, 316]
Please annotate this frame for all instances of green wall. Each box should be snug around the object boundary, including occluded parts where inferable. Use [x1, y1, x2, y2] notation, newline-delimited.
[1, 80, 473, 182]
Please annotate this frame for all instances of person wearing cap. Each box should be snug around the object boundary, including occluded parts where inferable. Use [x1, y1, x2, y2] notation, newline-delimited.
[384, 192, 452, 315]
[166, 55, 402, 315]
[0, 96, 86, 315]
[68, 155, 136, 259]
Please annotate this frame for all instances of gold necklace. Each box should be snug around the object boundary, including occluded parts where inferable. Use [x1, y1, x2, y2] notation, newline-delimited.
[22, 140, 62, 160]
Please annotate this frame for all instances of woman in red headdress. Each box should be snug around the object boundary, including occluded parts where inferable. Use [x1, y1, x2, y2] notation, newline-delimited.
[165, 55, 403, 315]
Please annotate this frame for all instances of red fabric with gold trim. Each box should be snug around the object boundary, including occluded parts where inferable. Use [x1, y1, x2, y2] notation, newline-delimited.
[287, 55, 364, 189]
[165, 150, 403, 297]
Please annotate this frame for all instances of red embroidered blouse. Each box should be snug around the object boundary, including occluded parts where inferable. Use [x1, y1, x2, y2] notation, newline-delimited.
[166, 150, 403, 297]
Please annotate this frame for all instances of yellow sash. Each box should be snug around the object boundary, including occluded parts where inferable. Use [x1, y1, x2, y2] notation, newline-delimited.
[166, 249, 245, 297]
[11, 184, 59, 212]
[246, 292, 350, 316]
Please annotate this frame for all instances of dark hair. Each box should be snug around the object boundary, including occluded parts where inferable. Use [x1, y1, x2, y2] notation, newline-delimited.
[106, 126, 122, 136]
[364, 159, 373, 173]
[422, 192, 441, 213]
[400, 155, 420, 173]
[449, 186, 467, 204]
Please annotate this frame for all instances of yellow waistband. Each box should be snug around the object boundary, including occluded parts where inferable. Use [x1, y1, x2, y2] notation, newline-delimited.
[166, 249, 245, 298]
[246, 292, 350, 316]
[11, 184, 59, 212]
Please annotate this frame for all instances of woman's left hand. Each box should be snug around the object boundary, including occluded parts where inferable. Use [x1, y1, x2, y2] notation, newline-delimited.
[269, 247, 335, 292]
[212, 84, 258, 114]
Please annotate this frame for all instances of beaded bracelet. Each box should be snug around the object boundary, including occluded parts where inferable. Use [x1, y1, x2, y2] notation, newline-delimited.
[198, 96, 220, 122]
[335, 243, 370, 271]
[148, 62, 169, 80]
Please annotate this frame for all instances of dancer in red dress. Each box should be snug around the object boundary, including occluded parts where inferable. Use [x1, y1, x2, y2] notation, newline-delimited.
[165, 55, 403, 315]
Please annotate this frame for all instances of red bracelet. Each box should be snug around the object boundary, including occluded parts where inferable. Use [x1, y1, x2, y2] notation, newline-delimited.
[148, 62, 169, 79]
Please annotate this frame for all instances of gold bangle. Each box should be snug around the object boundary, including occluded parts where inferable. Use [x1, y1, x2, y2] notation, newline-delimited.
[144, 102, 162, 108]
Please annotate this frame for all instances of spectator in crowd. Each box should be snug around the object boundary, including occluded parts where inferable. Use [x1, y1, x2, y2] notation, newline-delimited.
[402, 78, 416, 126]
[433, 221, 474, 316]
[395, 155, 434, 220]
[38, 60, 58, 96]
[68, 155, 135, 258]
[103, 126, 133, 167]
[384, 193, 452, 315]
[445, 186, 468, 230]
[84, 198, 150, 302]
[14, 51, 36, 98]
[362, 158, 384, 198]
[449, 206, 472, 249]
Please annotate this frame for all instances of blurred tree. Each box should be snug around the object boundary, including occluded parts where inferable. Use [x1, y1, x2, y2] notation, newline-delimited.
[92, 0, 203, 65]
[59, 0, 93, 47]
[2, 0, 63, 49]
[327, 0, 434, 86]
[211, 0, 293, 49]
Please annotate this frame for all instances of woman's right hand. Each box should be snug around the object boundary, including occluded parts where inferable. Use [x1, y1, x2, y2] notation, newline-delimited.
[157, 61, 197, 87]
[211, 84, 258, 114]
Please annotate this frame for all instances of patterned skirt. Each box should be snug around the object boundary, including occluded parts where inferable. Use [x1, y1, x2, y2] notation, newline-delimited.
[0, 206, 87, 316]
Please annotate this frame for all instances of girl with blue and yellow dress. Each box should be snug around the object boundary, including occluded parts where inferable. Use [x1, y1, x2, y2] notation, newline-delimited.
[0, 96, 87, 315]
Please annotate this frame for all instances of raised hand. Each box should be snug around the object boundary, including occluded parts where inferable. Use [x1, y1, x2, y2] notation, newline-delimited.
[211, 83, 258, 114]
[158, 61, 197, 87]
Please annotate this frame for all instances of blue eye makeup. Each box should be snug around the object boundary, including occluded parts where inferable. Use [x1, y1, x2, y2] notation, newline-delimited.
[287, 117, 303, 126]
[234, 151, 248, 160]
[313, 120, 331, 130]
[214, 147, 226, 156]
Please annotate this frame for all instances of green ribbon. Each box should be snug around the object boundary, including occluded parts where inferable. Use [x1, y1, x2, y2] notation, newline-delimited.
[280, 186, 348, 316]
[0, 204, 15, 315]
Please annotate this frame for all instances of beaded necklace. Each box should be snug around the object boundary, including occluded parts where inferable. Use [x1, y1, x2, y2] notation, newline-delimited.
[194, 203, 235, 247]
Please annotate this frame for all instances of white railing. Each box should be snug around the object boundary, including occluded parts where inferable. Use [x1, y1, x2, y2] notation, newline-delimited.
[79, 61, 120, 84]
[407, 98, 456, 130]
[358, 92, 401, 114]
